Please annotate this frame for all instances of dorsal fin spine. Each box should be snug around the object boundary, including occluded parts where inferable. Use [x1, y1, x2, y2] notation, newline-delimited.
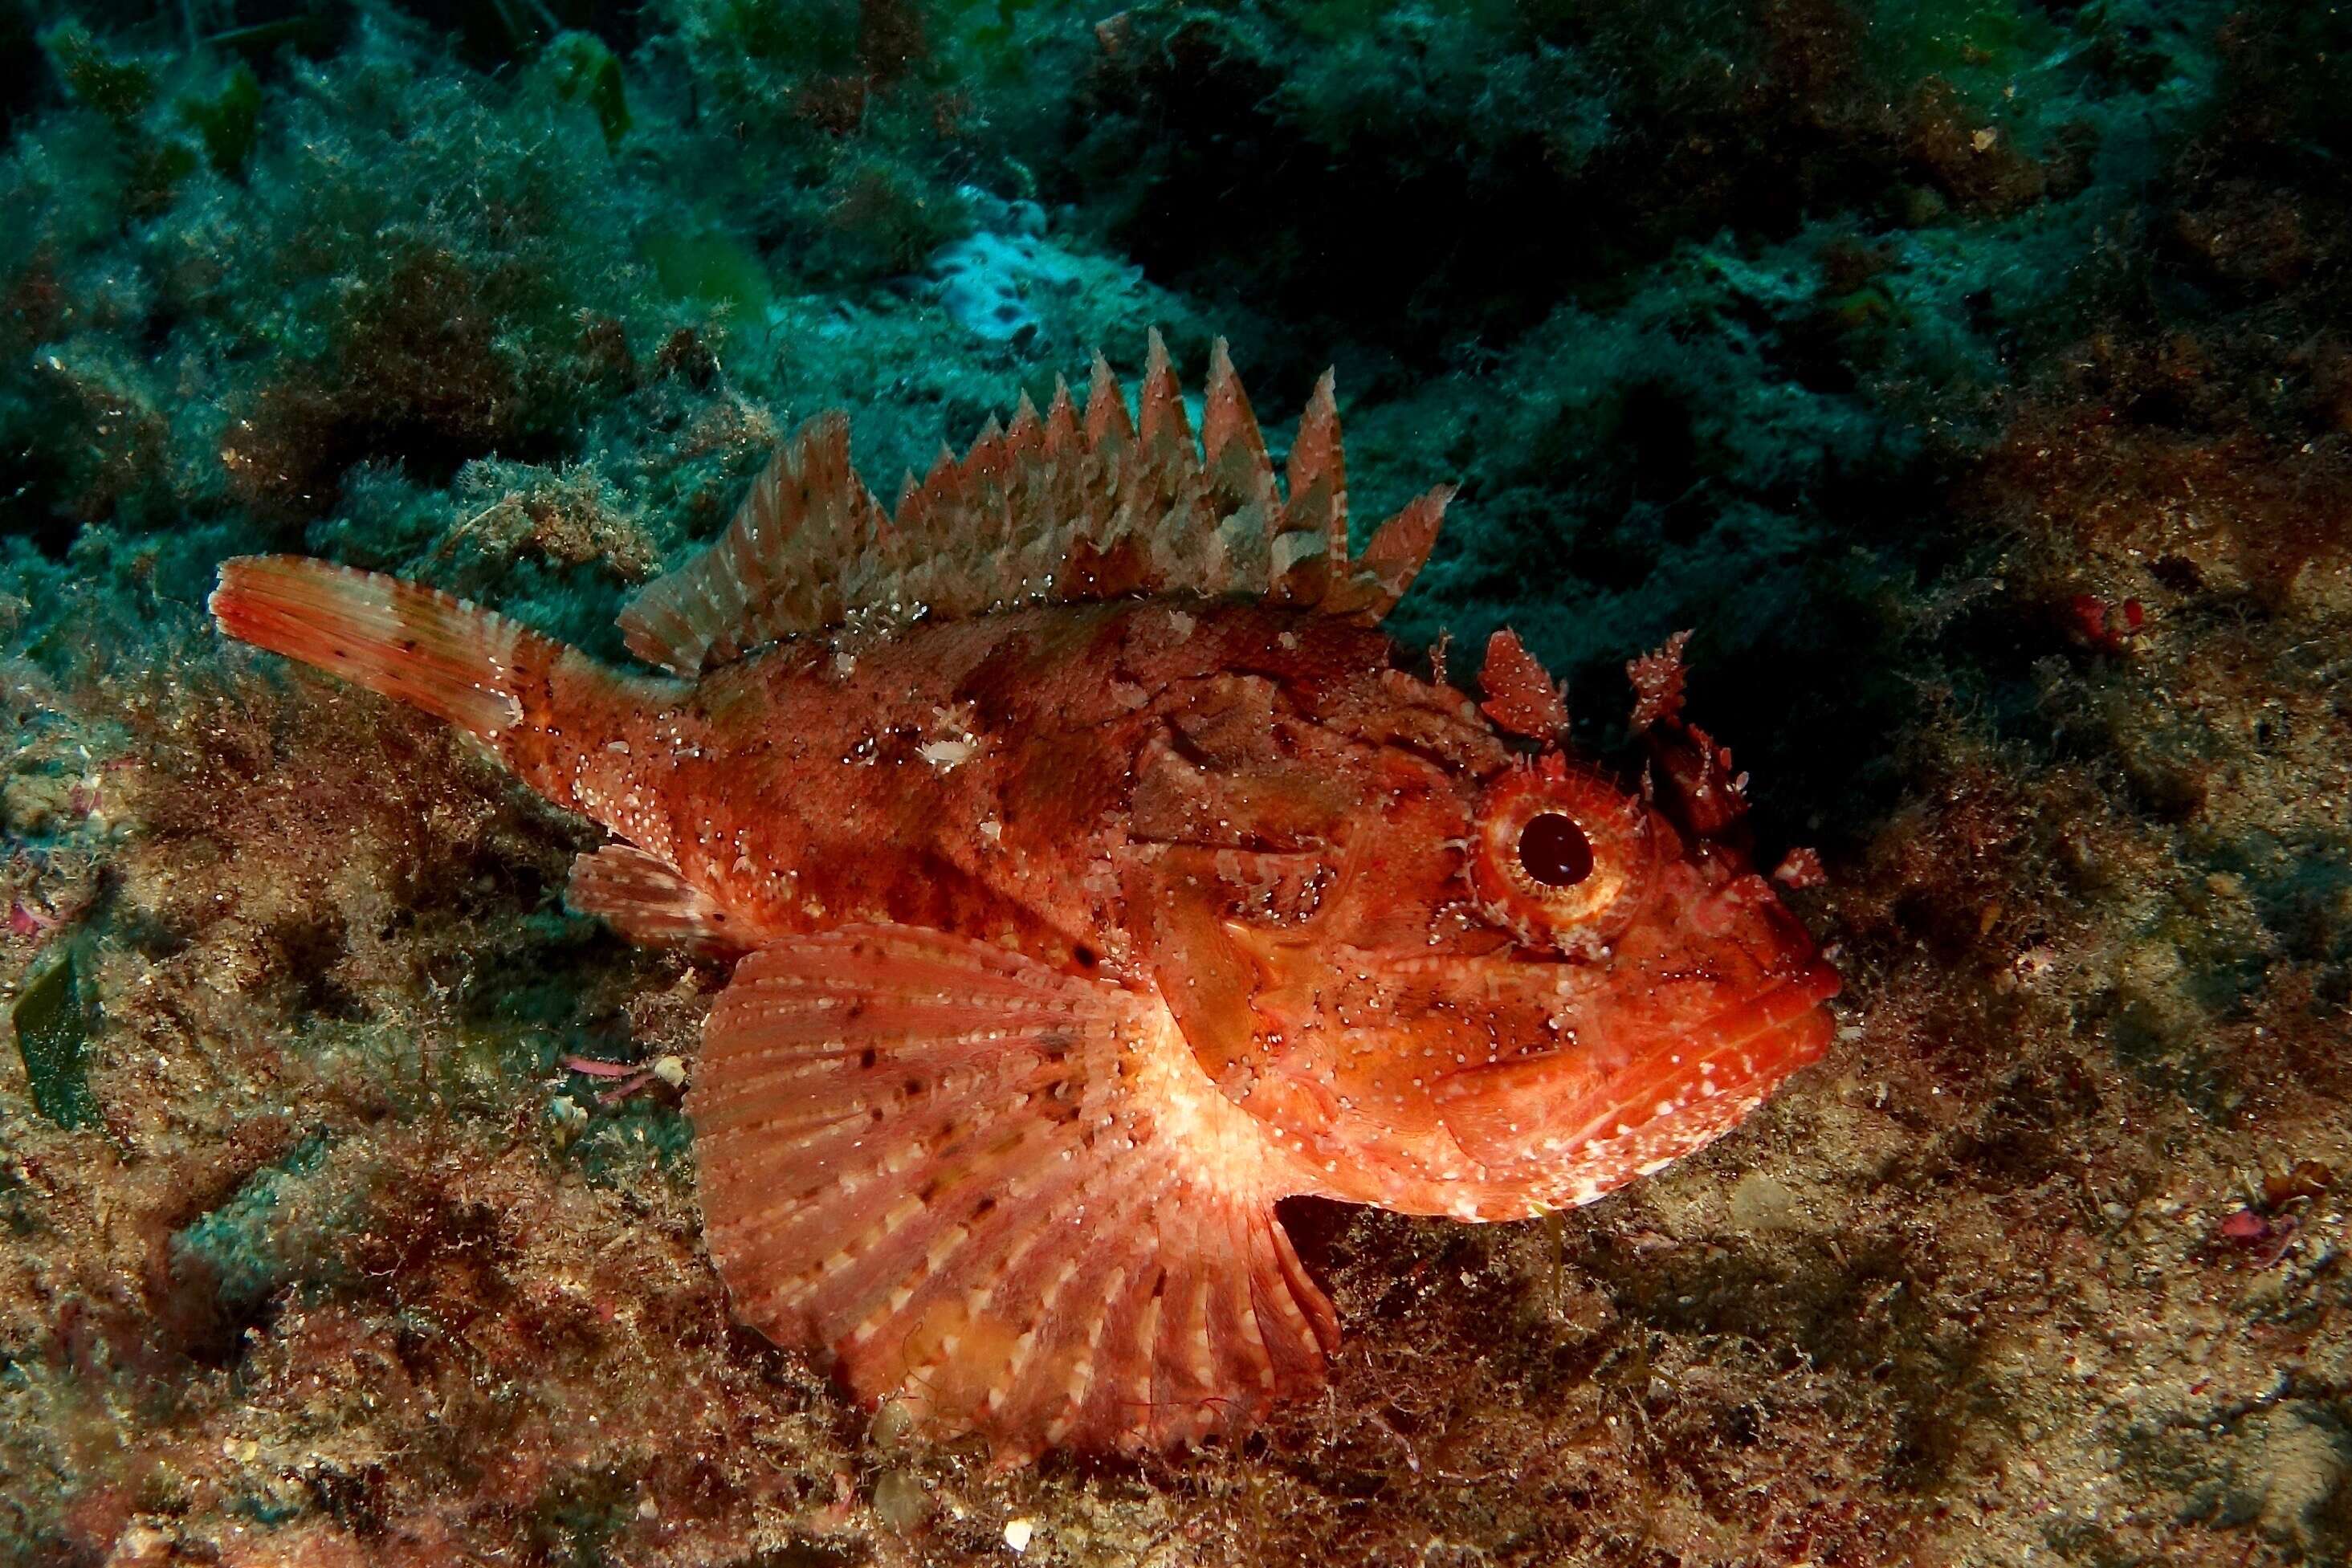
[1085, 352, 1134, 450]
[1043, 376, 1080, 456]
[1286, 370, 1347, 555]
[1007, 389, 1043, 450]
[1202, 339, 1276, 504]
[1138, 328, 1192, 453]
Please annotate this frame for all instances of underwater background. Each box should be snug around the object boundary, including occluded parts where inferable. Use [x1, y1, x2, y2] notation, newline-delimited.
[2, 0, 2350, 1562]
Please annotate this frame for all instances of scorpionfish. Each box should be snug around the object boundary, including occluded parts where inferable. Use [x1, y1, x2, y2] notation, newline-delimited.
[211, 334, 1837, 1459]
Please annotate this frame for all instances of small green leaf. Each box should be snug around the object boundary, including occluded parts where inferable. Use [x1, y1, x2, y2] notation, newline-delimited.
[179, 63, 263, 178]
[536, 31, 631, 150]
[40, 22, 155, 126]
[643, 219, 772, 323]
[14, 946, 99, 1130]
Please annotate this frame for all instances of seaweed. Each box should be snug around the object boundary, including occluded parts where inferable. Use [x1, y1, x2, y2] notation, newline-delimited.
[10, 939, 96, 1129]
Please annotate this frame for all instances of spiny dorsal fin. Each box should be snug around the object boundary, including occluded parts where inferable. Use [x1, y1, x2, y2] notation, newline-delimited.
[617, 332, 1451, 676]
[619, 412, 887, 675]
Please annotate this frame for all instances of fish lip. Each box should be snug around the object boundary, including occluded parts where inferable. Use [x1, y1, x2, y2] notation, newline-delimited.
[1417, 957, 1842, 1203]
[1687, 960, 1843, 1081]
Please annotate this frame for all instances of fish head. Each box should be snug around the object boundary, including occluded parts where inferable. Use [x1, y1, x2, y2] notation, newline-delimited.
[1133, 637, 1837, 1220]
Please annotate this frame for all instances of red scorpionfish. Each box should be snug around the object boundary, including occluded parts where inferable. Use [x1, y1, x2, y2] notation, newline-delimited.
[212, 334, 1838, 1460]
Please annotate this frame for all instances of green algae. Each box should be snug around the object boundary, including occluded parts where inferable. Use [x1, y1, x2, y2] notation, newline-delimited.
[176, 61, 260, 178]
[643, 216, 772, 324]
[38, 20, 153, 127]
[528, 31, 631, 150]
[11, 942, 96, 1130]
[1865, 0, 2068, 101]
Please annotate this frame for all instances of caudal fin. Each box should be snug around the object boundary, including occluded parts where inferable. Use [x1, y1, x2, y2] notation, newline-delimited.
[210, 556, 573, 746]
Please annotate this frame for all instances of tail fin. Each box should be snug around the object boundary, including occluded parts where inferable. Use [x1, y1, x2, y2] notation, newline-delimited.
[210, 556, 577, 747]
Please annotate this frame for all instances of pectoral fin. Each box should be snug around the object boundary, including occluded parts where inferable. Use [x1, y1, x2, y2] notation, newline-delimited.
[687, 925, 1337, 1458]
[568, 845, 750, 951]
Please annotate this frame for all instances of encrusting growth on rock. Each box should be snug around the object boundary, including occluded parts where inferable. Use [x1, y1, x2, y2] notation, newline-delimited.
[210, 333, 1836, 1459]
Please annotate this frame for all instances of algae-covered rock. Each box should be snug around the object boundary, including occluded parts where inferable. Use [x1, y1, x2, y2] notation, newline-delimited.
[168, 1132, 337, 1313]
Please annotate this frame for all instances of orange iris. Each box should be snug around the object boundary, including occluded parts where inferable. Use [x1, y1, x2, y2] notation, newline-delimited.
[1468, 752, 1654, 955]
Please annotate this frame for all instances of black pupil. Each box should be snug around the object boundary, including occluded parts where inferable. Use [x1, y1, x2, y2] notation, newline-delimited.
[1518, 813, 1594, 887]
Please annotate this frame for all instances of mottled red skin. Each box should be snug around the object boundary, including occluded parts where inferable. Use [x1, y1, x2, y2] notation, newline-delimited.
[498, 597, 1837, 1224]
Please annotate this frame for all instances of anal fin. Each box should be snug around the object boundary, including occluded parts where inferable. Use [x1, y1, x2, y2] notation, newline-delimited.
[687, 924, 1337, 1458]
[569, 845, 748, 951]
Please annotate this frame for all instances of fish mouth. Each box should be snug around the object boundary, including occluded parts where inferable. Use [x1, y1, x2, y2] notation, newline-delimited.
[1524, 960, 1841, 1206]
[1681, 960, 1843, 1085]
[1559, 960, 1844, 1154]
[1429, 959, 1841, 1184]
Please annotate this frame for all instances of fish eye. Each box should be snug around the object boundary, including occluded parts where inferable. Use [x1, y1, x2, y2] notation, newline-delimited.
[1518, 813, 1593, 887]
[1469, 757, 1652, 955]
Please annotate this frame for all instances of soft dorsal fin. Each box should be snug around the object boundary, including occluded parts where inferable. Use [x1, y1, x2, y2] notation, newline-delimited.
[618, 331, 1451, 676]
